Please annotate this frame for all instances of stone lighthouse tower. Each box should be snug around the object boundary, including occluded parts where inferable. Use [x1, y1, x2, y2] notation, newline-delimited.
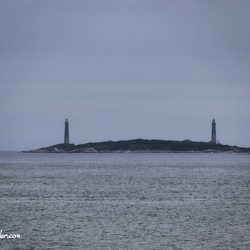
[64, 118, 69, 144]
[211, 119, 216, 144]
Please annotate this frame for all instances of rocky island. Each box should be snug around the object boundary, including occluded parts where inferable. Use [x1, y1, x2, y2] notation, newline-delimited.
[23, 139, 250, 153]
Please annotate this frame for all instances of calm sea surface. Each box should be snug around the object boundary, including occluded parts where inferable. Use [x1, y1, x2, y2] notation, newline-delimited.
[0, 152, 250, 250]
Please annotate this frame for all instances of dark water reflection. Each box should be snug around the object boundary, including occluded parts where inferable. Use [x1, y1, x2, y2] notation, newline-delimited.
[0, 152, 250, 249]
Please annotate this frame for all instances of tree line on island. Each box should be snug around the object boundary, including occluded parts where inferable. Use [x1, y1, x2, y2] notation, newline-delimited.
[24, 139, 250, 153]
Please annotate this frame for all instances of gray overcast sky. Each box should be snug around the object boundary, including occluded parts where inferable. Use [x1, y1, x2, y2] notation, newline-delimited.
[0, 0, 250, 150]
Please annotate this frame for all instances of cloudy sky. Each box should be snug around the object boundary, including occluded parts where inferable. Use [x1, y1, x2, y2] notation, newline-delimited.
[0, 0, 249, 151]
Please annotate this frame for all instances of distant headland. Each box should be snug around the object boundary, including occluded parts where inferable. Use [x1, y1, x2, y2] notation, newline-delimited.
[23, 119, 250, 153]
[23, 139, 250, 153]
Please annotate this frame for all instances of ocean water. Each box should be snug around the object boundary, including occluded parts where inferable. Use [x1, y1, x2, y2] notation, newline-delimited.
[0, 152, 250, 250]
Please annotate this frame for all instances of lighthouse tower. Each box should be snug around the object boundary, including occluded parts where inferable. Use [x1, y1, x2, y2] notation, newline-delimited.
[211, 119, 216, 144]
[64, 119, 69, 144]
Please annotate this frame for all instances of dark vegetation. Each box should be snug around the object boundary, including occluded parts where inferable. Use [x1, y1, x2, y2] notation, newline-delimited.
[24, 139, 250, 153]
